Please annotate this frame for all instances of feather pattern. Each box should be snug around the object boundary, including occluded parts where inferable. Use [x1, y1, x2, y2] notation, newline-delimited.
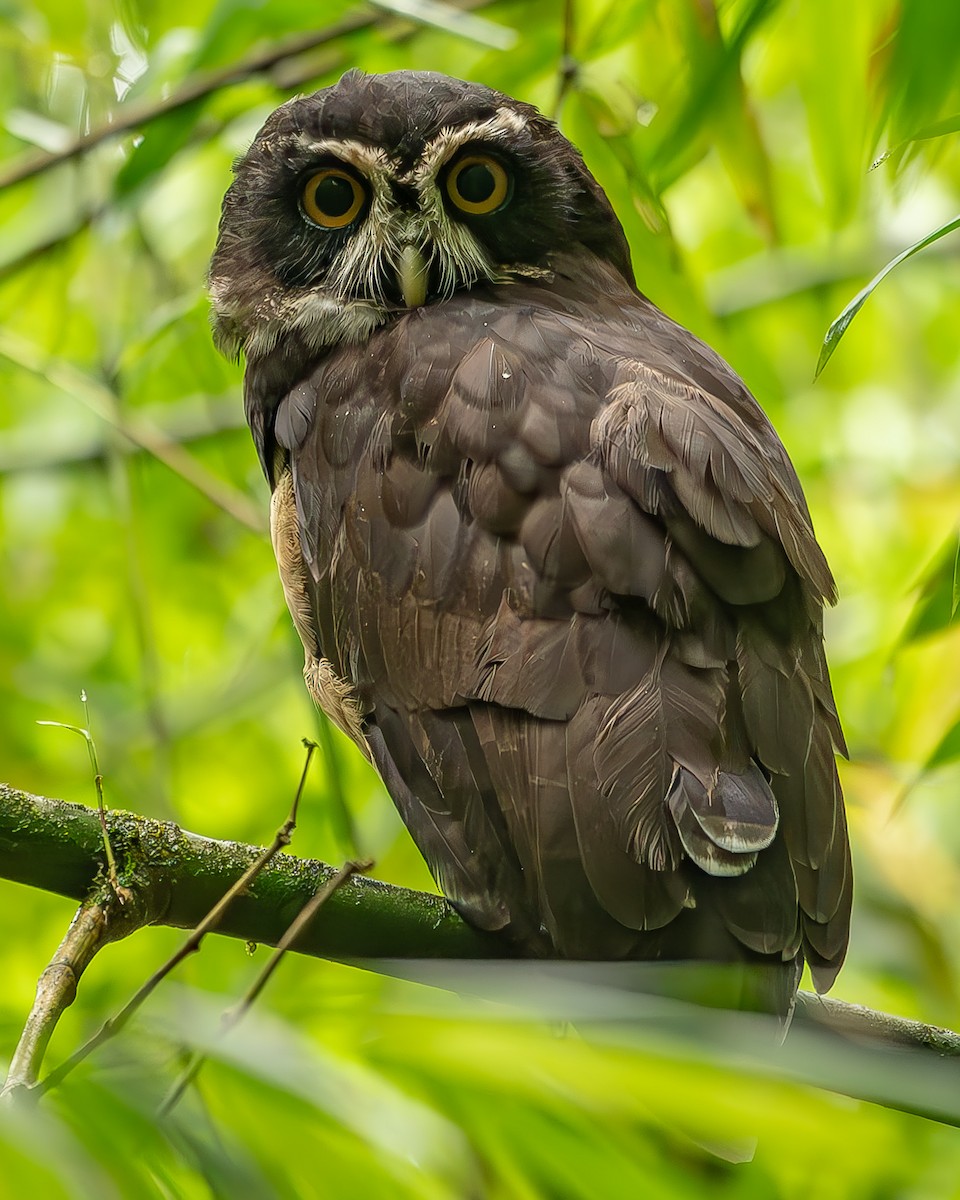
[243, 238, 850, 996]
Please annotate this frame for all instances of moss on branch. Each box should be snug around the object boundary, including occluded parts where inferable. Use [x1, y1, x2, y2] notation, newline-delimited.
[0, 783, 501, 959]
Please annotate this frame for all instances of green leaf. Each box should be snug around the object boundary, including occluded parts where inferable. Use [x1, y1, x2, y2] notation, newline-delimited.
[646, 0, 780, 193]
[815, 213, 960, 377]
[369, 1, 517, 50]
[794, 0, 872, 226]
[952, 535, 960, 618]
[925, 716, 960, 771]
[901, 533, 960, 644]
[871, 111, 960, 170]
[878, 2, 960, 166]
[114, 105, 208, 197]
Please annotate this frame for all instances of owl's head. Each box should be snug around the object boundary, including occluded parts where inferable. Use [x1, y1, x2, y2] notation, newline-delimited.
[210, 70, 633, 361]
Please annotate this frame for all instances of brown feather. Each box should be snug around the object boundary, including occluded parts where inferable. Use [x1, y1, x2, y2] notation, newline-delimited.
[240, 241, 850, 996]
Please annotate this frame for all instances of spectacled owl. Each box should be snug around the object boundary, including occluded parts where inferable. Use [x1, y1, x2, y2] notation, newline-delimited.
[210, 70, 851, 1000]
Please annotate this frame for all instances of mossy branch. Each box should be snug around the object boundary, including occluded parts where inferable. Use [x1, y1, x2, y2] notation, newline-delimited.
[2, 782, 960, 1129]
[0, 783, 499, 959]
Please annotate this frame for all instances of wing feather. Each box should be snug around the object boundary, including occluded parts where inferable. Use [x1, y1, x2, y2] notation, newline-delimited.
[247, 255, 850, 990]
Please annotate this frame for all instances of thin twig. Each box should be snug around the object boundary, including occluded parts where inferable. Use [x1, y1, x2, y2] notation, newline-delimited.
[554, 0, 579, 117]
[0, 1, 503, 194]
[0, 329, 265, 532]
[37, 692, 122, 897]
[34, 743, 318, 1097]
[159, 857, 371, 1116]
[83, 691, 119, 894]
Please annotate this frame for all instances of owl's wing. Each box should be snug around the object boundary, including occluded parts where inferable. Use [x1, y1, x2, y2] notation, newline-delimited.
[266, 255, 851, 987]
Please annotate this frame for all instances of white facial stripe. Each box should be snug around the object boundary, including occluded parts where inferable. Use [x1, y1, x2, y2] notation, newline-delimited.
[301, 119, 518, 308]
[412, 107, 529, 185]
[287, 108, 529, 185]
[287, 136, 406, 307]
[291, 135, 395, 184]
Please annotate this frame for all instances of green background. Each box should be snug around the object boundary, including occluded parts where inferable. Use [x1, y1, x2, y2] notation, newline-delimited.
[2, 0, 959, 1194]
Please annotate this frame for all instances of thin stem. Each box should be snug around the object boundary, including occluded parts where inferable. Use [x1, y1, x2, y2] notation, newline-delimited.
[81, 691, 120, 894]
[158, 858, 370, 1116]
[37, 695, 121, 896]
[554, 0, 578, 116]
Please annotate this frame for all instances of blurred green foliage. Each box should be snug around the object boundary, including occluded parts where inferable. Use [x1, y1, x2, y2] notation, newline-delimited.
[2, 0, 960, 1194]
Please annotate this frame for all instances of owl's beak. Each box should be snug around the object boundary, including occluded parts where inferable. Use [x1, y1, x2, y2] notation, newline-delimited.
[397, 244, 429, 308]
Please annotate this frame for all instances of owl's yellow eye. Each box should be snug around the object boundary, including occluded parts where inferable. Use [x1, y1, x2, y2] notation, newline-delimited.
[302, 168, 366, 228]
[446, 155, 510, 215]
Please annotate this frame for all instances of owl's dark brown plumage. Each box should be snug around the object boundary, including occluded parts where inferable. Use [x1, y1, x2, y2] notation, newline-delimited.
[210, 70, 851, 999]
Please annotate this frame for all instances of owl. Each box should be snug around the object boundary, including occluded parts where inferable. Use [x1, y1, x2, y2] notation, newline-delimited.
[210, 70, 851, 1001]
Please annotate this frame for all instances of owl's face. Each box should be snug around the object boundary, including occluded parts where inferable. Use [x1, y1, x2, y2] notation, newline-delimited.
[210, 70, 632, 361]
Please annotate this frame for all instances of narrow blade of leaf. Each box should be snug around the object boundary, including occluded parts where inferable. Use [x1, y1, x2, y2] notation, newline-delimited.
[952, 533, 960, 618]
[816, 213, 960, 378]
[924, 716, 960, 772]
[871, 111, 960, 170]
[901, 533, 960, 644]
[369, 0, 517, 49]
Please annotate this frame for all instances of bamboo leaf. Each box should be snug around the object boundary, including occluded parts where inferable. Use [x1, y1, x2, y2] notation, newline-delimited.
[901, 533, 960, 644]
[924, 716, 960, 771]
[815, 214, 960, 378]
[871, 111, 960, 170]
[953, 536, 960, 618]
[370, 0, 517, 49]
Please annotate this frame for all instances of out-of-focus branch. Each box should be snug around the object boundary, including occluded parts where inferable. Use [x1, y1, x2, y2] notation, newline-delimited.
[0, 394, 245, 474]
[0, 2, 508, 193]
[0, 331, 265, 532]
[0, 12, 382, 193]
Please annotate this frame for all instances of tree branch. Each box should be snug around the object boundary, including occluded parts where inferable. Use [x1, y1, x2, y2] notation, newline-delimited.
[0, 332, 266, 532]
[0, 783, 499, 958]
[0, 12, 381, 193]
[1, 892, 127, 1098]
[3, 782, 960, 1128]
[0, 1, 505, 194]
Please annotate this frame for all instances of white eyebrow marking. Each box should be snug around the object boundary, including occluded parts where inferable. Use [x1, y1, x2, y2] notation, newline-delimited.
[413, 107, 529, 183]
[289, 136, 398, 185]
